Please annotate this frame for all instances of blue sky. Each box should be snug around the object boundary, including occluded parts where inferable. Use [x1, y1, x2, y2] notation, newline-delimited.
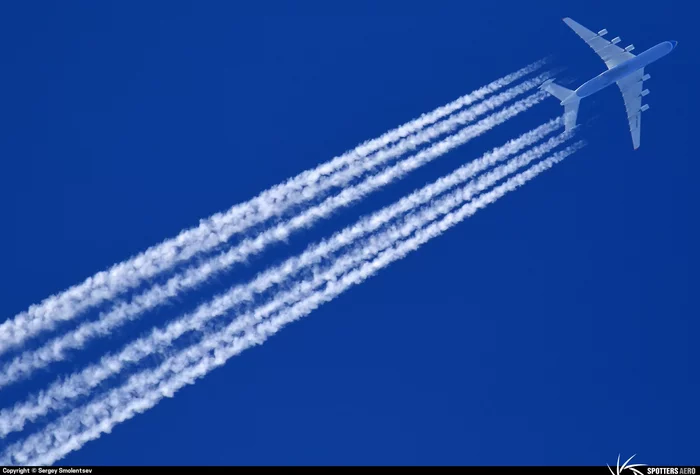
[0, 0, 696, 466]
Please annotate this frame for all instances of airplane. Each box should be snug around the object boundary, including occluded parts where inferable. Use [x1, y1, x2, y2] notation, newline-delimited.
[540, 17, 677, 149]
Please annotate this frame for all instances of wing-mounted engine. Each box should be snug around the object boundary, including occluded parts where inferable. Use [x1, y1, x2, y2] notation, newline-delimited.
[640, 89, 650, 97]
[642, 73, 651, 81]
[563, 18, 636, 68]
[640, 104, 650, 112]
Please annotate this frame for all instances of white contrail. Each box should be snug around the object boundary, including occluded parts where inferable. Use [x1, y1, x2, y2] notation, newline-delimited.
[1, 142, 584, 466]
[0, 121, 568, 438]
[0, 127, 575, 441]
[0, 90, 550, 388]
[0, 61, 546, 356]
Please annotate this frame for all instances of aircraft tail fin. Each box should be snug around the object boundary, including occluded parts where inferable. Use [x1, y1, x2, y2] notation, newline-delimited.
[540, 79, 580, 131]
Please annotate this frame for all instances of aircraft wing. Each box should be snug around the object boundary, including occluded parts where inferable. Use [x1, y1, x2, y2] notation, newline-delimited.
[563, 17, 635, 69]
[616, 68, 645, 150]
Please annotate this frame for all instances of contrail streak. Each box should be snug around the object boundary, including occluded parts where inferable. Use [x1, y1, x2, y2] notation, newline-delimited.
[0, 121, 568, 439]
[1, 142, 584, 466]
[0, 121, 566, 438]
[0, 89, 549, 388]
[0, 61, 546, 356]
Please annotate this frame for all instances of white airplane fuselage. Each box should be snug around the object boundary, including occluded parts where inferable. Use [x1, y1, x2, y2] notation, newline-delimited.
[559, 40, 677, 105]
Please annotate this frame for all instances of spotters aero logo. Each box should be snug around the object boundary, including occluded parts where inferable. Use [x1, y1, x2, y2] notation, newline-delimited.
[608, 454, 647, 475]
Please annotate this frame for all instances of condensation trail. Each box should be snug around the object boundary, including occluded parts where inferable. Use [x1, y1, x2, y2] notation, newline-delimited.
[0, 61, 547, 356]
[0, 141, 584, 466]
[0, 121, 567, 439]
[0, 89, 549, 389]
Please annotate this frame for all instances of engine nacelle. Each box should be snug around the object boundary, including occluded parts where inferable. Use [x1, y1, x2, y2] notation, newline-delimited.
[624, 44, 635, 52]
[642, 73, 651, 81]
[611, 36, 622, 45]
[640, 104, 650, 112]
[640, 89, 650, 97]
[597, 29, 608, 36]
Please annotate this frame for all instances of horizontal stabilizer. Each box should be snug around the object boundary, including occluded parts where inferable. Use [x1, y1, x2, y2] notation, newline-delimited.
[563, 100, 580, 132]
[540, 79, 580, 131]
[539, 79, 575, 103]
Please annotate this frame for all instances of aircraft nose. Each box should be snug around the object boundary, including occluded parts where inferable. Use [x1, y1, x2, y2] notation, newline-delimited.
[670, 40, 678, 49]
